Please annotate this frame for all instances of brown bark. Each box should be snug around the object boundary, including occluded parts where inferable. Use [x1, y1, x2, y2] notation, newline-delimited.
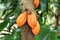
[21, 0, 35, 40]
[56, 10, 60, 27]
[21, 0, 35, 12]
[21, 24, 34, 40]
[56, 10, 60, 36]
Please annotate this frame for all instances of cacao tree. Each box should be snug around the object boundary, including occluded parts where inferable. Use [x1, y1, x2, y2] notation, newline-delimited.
[0, 0, 60, 40]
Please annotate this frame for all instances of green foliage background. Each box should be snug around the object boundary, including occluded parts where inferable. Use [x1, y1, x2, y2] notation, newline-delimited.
[0, 0, 60, 40]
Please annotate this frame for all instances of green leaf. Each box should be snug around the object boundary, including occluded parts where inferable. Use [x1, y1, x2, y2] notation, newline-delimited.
[57, 36, 60, 40]
[0, 9, 4, 18]
[7, 0, 21, 31]
[0, 20, 9, 31]
[38, 14, 43, 26]
[2, 34, 13, 40]
[57, 26, 60, 32]
[13, 28, 21, 40]
[0, 28, 21, 40]
[0, 4, 5, 18]
[35, 25, 50, 40]
[35, 25, 57, 40]
[7, 18, 16, 31]
[4, 11, 13, 20]
[48, 30, 57, 40]
[13, 0, 21, 17]
[40, 0, 48, 12]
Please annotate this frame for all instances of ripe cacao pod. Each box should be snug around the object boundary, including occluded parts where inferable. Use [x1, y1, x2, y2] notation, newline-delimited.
[34, 0, 39, 9]
[27, 11, 37, 29]
[32, 21, 40, 35]
[16, 12, 27, 27]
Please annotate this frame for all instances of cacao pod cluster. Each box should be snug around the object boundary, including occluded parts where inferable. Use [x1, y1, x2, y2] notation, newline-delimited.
[16, 10, 40, 35]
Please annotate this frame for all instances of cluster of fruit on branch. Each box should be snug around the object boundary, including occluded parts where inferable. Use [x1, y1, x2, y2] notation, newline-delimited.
[16, 0, 40, 35]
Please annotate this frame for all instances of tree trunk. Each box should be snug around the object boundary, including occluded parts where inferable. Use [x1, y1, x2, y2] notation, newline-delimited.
[21, 0, 35, 40]
[56, 10, 60, 27]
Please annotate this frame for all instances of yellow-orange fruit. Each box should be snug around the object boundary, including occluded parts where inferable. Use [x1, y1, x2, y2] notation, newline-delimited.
[27, 12, 37, 29]
[34, 0, 40, 9]
[16, 12, 27, 27]
[32, 21, 40, 35]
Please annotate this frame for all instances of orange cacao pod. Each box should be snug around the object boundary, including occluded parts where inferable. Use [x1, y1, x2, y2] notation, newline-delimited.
[27, 11, 37, 29]
[34, 0, 40, 9]
[32, 21, 40, 35]
[16, 12, 27, 27]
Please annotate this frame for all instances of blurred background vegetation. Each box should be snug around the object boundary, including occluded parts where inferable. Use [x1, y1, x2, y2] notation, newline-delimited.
[0, 0, 60, 40]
